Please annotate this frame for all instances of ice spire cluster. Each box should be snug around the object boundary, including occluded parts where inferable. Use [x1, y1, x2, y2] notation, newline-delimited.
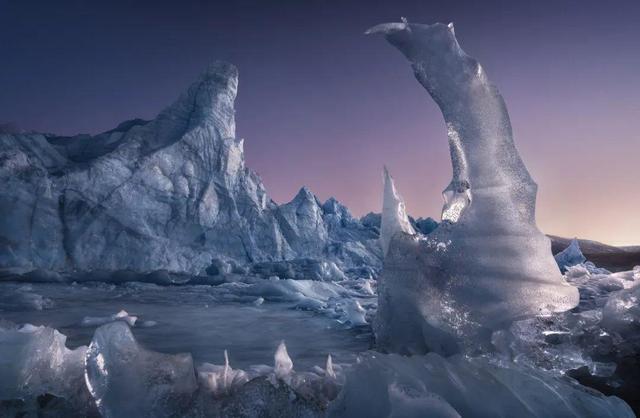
[380, 167, 415, 256]
[369, 21, 579, 355]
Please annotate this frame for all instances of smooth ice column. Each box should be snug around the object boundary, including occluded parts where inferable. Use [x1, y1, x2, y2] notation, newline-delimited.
[380, 167, 415, 255]
[368, 21, 579, 355]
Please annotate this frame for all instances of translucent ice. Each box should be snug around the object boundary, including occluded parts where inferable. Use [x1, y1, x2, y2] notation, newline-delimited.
[328, 352, 633, 418]
[368, 21, 579, 354]
[555, 238, 587, 272]
[84, 321, 197, 417]
[380, 167, 415, 256]
[197, 350, 249, 397]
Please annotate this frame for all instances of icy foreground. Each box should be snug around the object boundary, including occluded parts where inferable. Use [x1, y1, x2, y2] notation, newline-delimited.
[0, 62, 381, 279]
[329, 352, 633, 418]
[369, 21, 579, 354]
[1, 314, 634, 417]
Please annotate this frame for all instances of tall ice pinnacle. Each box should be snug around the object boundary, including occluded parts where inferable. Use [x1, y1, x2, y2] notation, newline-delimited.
[368, 21, 579, 355]
[380, 167, 415, 256]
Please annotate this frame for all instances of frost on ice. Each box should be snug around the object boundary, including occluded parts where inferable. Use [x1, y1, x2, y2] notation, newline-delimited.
[380, 166, 415, 256]
[369, 21, 579, 355]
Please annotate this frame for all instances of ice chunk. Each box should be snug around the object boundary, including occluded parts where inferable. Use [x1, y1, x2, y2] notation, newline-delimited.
[555, 238, 587, 272]
[602, 284, 640, 333]
[80, 309, 138, 327]
[369, 21, 579, 355]
[327, 352, 633, 418]
[84, 321, 197, 417]
[338, 299, 368, 327]
[380, 167, 415, 255]
[0, 323, 88, 407]
[325, 355, 336, 379]
[197, 350, 249, 397]
[274, 341, 293, 381]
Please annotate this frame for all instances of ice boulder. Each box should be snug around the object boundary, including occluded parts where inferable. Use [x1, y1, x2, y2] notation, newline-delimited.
[368, 21, 579, 355]
[0, 323, 88, 408]
[380, 167, 415, 256]
[327, 352, 633, 418]
[555, 238, 588, 272]
[85, 321, 197, 417]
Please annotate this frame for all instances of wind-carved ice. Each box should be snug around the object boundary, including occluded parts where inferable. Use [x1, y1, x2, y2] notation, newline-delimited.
[380, 167, 415, 256]
[368, 21, 579, 355]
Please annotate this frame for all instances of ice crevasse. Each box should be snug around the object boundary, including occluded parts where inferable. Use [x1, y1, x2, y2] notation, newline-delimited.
[369, 20, 580, 355]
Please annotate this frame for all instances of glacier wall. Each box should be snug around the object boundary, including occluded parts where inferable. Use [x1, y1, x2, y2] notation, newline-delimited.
[0, 62, 381, 277]
[369, 21, 579, 355]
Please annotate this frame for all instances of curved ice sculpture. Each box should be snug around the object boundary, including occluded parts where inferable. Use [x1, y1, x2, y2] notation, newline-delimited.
[380, 167, 415, 256]
[368, 21, 579, 355]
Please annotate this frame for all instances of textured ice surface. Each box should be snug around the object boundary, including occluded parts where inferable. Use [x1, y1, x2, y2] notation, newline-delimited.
[0, 322, 90, 411]
[0, 319, 345, 417]
[81, 309, 138, 327]
[1, 264, 638, 415]
[555, 238, 587, 271]
[85, 321, 198, 417]
[380, 167, 415, 256]
[493, 264, 640, 406]
[328, 352, 634, 418]
[369, 21, 579, 355]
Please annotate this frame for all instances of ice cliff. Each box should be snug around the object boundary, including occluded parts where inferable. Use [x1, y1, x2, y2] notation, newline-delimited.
[0, 62, 381, 278]
[369, 21, 579, 355]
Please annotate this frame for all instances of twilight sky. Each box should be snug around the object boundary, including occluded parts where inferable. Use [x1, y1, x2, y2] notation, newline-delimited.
[1, 0, 638, 245]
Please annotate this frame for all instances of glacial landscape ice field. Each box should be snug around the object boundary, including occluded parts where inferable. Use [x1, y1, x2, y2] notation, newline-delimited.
[1, 13, 639, 418]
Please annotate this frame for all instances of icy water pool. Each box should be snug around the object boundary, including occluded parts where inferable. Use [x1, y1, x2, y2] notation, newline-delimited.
[0, 281, 373, 369]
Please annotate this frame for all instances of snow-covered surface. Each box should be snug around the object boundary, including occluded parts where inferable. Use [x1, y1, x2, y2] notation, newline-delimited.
[369, 21, 579, 355]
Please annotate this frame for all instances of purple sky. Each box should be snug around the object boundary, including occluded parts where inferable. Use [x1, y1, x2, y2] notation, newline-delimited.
[1, 0, 638, 245]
